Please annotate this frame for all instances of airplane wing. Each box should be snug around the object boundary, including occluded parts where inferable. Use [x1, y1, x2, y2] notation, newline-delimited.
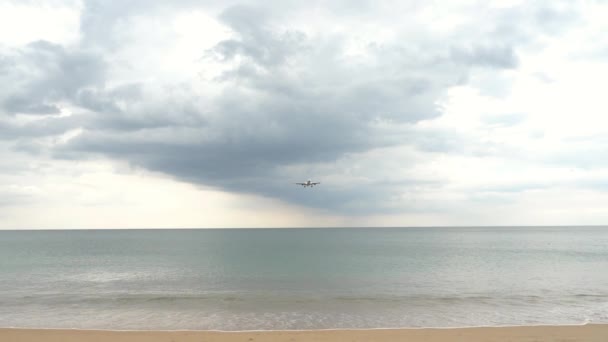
[295, 183, 305, 185]
[311, 182, 320, 185]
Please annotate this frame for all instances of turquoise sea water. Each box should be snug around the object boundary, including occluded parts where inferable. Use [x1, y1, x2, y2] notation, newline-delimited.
[1, 227, 608, 330]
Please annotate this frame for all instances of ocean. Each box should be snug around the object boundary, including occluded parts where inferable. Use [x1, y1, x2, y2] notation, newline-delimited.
[1, 227, 607, 330]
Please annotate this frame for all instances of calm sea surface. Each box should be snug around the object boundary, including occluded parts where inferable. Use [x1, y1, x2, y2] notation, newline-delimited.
[1, 227, 608, 330]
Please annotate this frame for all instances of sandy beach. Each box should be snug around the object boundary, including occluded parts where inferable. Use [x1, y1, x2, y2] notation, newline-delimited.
[2, 325, 607, 342]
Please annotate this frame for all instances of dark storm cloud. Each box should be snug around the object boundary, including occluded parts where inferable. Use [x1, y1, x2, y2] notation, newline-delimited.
[1, 40, 106, 115]
[0, 38, 184, 139]
[53, 3, 510, 212]
[1, 1, 587, 212]
[61, 124, 440, 212]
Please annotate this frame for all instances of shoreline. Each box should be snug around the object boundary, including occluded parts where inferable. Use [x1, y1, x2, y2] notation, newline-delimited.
[0, 321, 599, 332]
[2, 324, 608, 341]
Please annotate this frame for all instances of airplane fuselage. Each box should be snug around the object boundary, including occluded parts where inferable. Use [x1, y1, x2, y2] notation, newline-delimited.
[296, 179, 320, 187]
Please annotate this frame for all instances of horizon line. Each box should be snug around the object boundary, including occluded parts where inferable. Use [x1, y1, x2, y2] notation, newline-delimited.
[1, 225, 608, 231]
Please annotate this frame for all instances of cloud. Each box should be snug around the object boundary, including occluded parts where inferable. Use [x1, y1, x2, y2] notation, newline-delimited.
[450, 45, 518, 69]
[0, 0, 602, 219]
[1, 40, 106, 115]
[52, 2, 499, 212]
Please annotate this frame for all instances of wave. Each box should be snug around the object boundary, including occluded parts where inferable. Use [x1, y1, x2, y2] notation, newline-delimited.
[4, 292, 608, 307]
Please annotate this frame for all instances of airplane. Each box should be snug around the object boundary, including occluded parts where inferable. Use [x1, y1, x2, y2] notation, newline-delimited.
[295, 180, 320, 187]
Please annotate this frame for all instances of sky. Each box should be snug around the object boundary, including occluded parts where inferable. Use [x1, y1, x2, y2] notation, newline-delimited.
[1, 0, 608, 229]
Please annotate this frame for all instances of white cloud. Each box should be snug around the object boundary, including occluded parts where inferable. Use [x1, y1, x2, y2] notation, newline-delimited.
[0, 2, 81, 46]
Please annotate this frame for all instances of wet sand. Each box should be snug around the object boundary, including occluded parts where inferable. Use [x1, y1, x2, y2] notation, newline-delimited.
[2, 324, 608, 342]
